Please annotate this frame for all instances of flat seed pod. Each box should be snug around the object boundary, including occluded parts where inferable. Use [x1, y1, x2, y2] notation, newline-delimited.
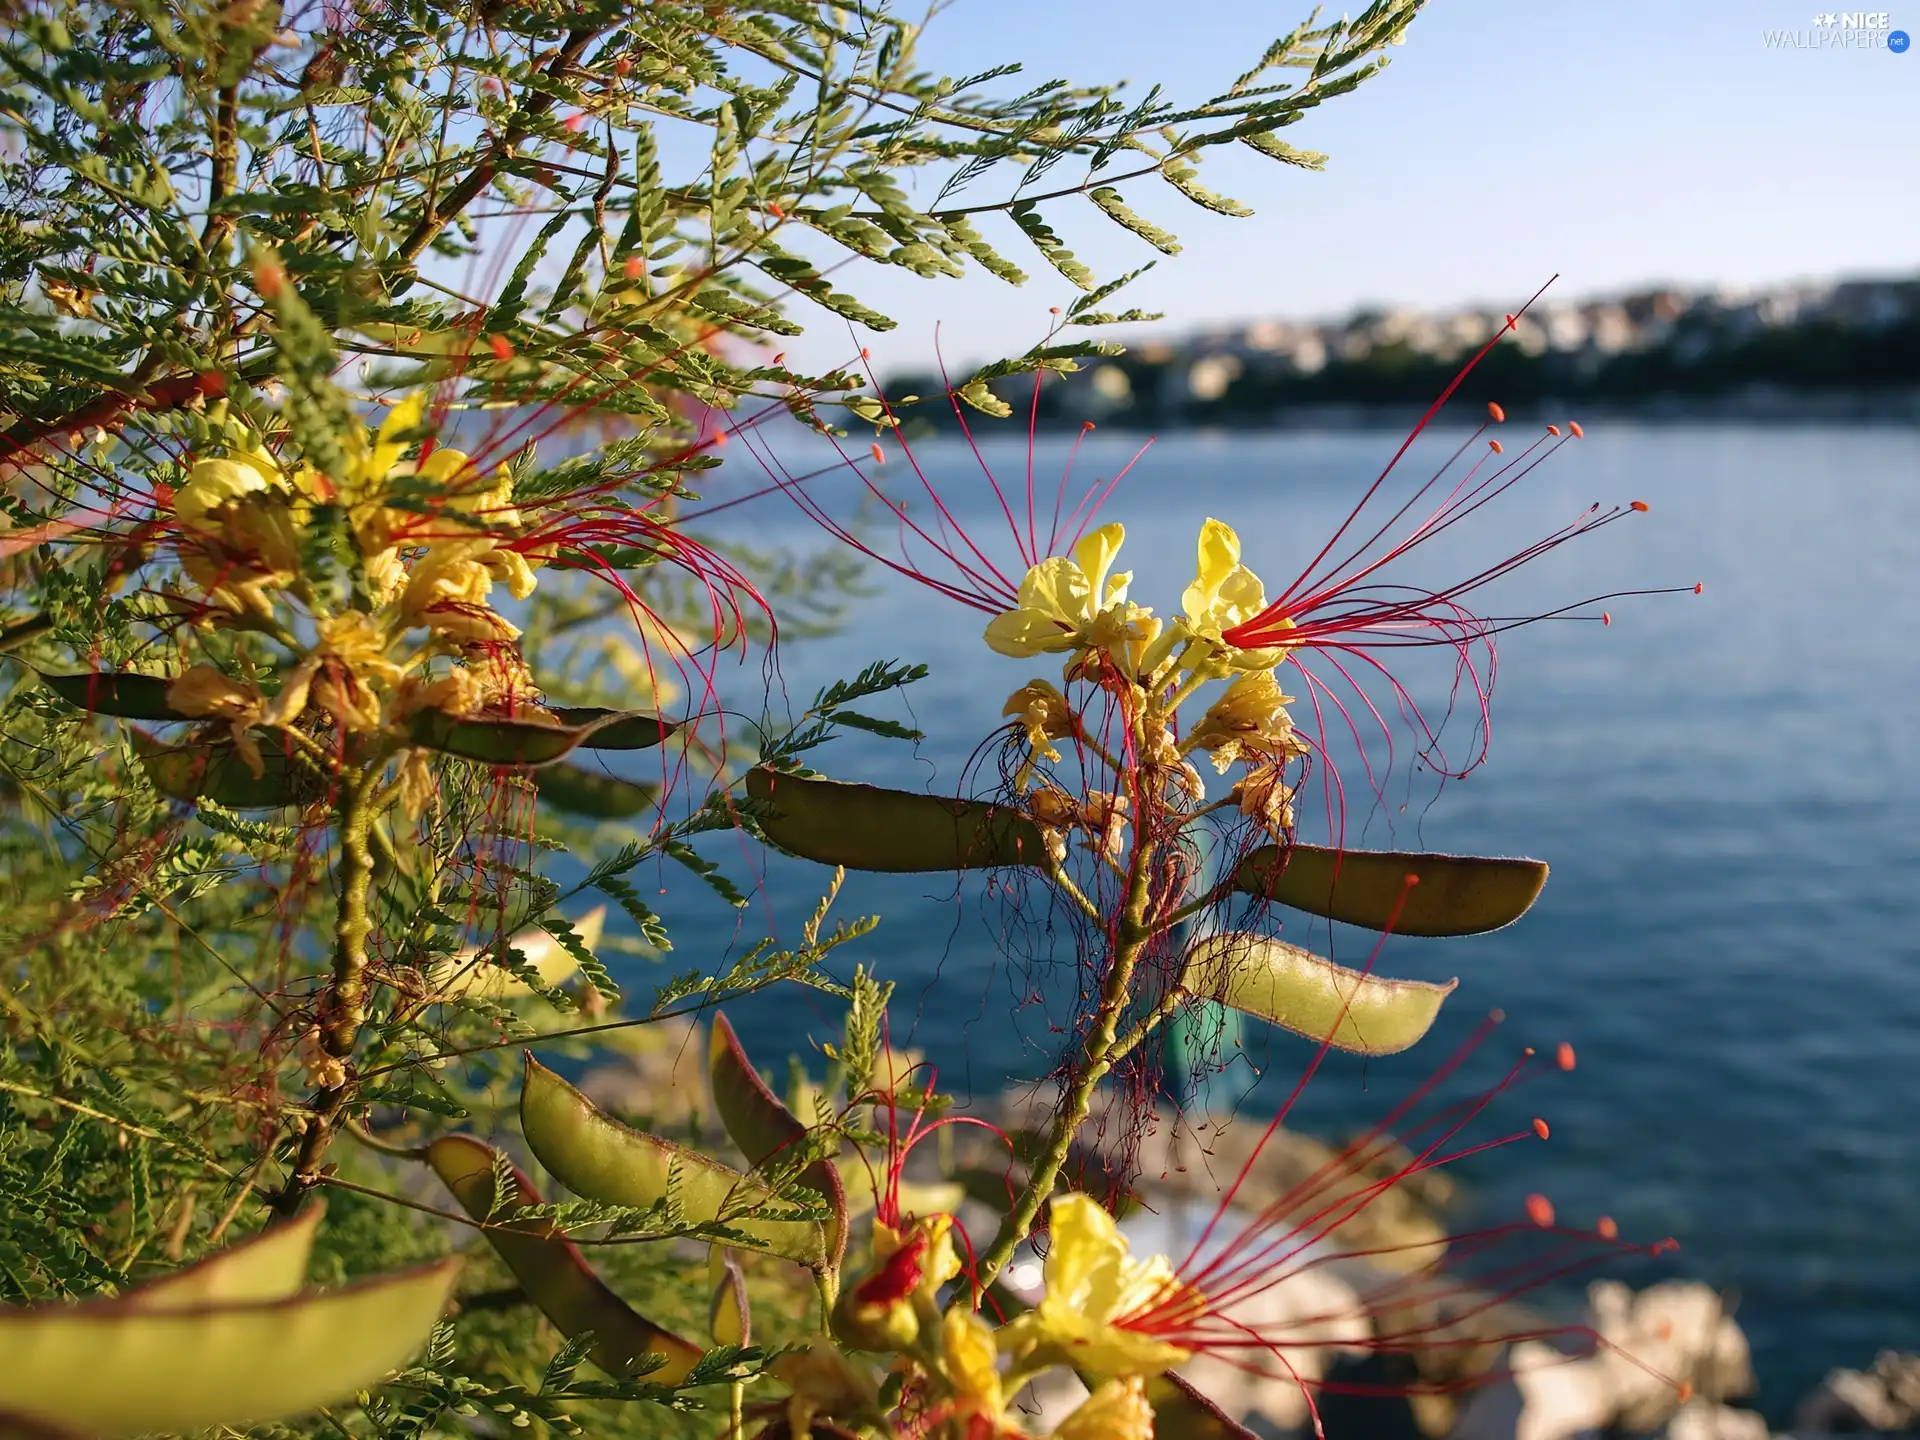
[550, 708, 676, 750]
[0, 1259, 459, 1438]
[120, 1205, 322, 1311]
[34, 671, 185, 720]
[520, 1055, 828, 1267]
[709, 1012, 847, 1267]
[131, 729, 324, 809]
[1183, 933, 1456, 1056]
[1231, 844, 1548, 937]
[427, 1135, 702, 1383]
[745, 767, 1047, 873]
[409, 709, 674, 766]
[531, 762, 658, 819]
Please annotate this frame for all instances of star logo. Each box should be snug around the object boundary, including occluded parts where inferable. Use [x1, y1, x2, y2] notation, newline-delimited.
[1814, 11, 1838, 22]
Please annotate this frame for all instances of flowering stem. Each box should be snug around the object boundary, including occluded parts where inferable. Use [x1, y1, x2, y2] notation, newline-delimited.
[1044, 862, 1103, 923]
[272, 760, 381, 1215]
[975, 822, 1157, 1291]
[1106, 986, 1192, 1070]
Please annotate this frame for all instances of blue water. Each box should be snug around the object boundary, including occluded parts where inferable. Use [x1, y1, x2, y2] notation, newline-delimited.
[608, 422, 1920, 1418]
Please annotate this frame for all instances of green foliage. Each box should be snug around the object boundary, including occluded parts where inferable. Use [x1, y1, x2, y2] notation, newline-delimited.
[0, 0, 1429, 1430]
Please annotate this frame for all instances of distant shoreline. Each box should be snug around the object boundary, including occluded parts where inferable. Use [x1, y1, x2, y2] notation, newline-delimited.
[889, 386, 1920, 437]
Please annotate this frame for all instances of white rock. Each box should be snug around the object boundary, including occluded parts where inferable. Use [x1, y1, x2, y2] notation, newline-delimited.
[1589, 1280, 1752, 1432]
[1666, 1398, 1770, 1440]
[1504, 1340, 1614, 1440]
[1794, 1350, 1920, 1433]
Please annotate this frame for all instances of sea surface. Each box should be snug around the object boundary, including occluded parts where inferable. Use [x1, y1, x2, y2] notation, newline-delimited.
[585, 421, 1920, 1420]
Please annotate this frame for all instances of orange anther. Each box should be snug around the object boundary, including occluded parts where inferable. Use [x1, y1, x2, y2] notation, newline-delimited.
[1487, 401, 1507, 423]
[861, 348, 870, 361]
[488, 334, 514, 361]
[1597, 1215, 1619, 1240]
[710, 428, 728, 447]
[1569, 421, 1585, 438]
[870, 442, 887, 465]
[1489, 440, 1504, 455]
[1546, 423, 1560, 436]
[1532, 1118, 1550, 1140]
[1082, 420, 1096, 431]
[1601, 612, 1611, 626]
[767, 201, 785, 219]
[1556, 1042, 1576, 1071]
[1630, 500, 1650, 513]
[1525, 1194, 1555, 1227]
[1694, 582, 1704, 595]
[624, 255, 644, 279]
[772, 352, 786, 367]
[1678, 1382, 1694, 1404]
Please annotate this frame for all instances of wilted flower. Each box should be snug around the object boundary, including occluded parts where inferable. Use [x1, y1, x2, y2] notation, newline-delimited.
[1003, 679, 1078, 761]
[1186, 671, 1304, 773]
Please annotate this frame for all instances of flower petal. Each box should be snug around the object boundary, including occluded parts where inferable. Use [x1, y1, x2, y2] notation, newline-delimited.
[1072, 524, 1126, 609]
[986, 607, 1075, 657]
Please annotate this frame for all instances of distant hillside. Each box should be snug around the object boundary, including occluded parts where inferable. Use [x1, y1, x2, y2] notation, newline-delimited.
[881, 274, 1920, 429]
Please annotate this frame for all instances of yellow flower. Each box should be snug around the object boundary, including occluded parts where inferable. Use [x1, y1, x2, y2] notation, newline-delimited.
[398, 540, 520, 643]
[310, 611, 404, 732]
[167, 663, 268, 777]
[1050, 1377, 1155, 1440]
[767, 1341, 880, 1438]
[836, 1213, 961, 1351]
[985, 525, 1159, 669]
[941, 1306, 1013, 1431]
[1003, 680, 1077, 761]
[1144, 519, 1289, 677]
[174, 438, 305, 619]
[1185, 671, 1303, 773]
[173, 448, 285, 532]
[1235, 760, 1298, 835]
[997, 1194, 1192, 1379]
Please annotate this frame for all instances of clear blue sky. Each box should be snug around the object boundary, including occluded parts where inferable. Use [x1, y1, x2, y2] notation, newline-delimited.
[783, 0, 1917, 374]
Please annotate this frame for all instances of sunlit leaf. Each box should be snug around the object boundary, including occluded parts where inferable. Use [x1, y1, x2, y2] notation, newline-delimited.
[430, 907, 604, 1000]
